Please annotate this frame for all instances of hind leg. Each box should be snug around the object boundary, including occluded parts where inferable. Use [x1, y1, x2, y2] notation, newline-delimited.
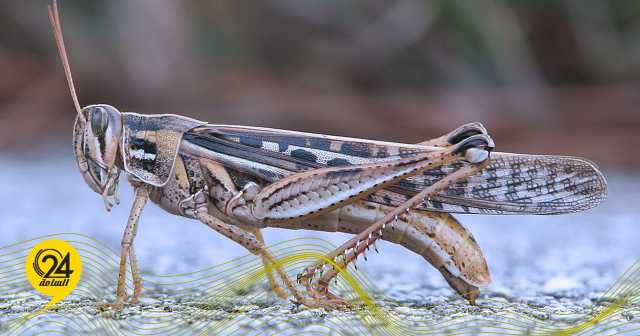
[418, 122, 488, 147]
[298, 145, 491, 308]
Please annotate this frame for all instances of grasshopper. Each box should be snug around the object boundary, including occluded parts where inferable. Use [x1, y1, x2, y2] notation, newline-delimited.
[48, 1, 606, 308]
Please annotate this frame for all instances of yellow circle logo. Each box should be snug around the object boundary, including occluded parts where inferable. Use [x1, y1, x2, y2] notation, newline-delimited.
[25, 239, 82, 309]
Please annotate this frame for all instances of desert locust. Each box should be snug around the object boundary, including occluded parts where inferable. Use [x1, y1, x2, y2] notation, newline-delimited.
[48, 1, 607, 308]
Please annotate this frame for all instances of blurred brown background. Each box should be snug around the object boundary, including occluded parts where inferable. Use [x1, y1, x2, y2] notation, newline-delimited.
[1, 0, 639, 168]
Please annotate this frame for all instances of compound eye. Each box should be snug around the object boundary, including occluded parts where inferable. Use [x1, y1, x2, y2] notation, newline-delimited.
[90, 106, 108, 136]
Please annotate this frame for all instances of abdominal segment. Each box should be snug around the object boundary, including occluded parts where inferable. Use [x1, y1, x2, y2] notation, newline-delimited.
[269, 202, 490, 303]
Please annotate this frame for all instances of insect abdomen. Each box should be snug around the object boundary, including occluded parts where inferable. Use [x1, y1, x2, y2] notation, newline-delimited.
[268, 201, 490, 294]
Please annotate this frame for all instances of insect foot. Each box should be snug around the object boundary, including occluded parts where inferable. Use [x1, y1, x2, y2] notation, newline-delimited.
[295, 281, 353, 310]
[296, 263, 351, 309]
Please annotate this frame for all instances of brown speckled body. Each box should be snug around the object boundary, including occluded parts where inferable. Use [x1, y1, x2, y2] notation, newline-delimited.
[121, 117, 604, 305]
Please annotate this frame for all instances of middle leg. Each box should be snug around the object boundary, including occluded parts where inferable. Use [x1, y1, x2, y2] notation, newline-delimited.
[197, 159, 291, 300]
[248, 227, 289, 299]
[189, 190, 304, 302]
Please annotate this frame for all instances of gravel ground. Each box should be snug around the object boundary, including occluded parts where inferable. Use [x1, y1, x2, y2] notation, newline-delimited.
[1, 148, 639, 335]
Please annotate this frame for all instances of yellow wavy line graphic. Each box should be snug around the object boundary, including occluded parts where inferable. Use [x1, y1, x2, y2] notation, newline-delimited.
[0, 233, 639, 335]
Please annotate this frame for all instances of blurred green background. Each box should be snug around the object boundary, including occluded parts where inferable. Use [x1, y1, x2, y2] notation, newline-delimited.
[1, 0, 638, 167]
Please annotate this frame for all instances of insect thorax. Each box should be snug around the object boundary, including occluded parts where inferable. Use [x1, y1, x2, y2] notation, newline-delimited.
[120, 113, 206, 187]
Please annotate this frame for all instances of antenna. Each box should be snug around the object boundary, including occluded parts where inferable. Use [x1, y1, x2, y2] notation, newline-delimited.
[48, 0, 84, 122]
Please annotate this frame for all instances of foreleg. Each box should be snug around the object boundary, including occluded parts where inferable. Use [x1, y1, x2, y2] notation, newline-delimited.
[104, 184, 148, 308]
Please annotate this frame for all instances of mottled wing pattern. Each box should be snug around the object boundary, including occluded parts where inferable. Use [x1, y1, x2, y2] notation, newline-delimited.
[184, 125, 607, 215]
[372, 153, 607, 214]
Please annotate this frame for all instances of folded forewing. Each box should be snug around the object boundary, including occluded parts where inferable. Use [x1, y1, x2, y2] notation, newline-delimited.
[184, 125, 607, 215]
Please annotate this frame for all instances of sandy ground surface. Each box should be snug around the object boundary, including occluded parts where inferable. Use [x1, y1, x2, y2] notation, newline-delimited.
[1, 148, 639, 335]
